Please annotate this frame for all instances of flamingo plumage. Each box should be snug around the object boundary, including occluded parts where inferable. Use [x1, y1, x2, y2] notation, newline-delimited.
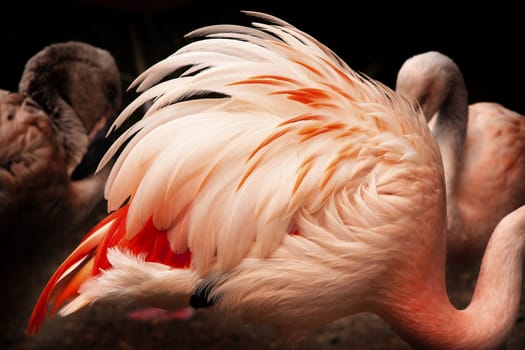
[395, 51, 525, 296]
[27, 12, 525, 349]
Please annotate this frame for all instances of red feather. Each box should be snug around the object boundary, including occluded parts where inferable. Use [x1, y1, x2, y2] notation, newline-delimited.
[27, 203, 191, 335]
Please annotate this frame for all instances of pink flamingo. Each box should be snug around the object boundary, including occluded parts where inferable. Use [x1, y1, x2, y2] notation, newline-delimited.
[27, 12, 525, 349]
[395, 51, 525, 295]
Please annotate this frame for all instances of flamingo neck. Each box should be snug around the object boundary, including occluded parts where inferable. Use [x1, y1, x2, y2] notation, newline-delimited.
[430, 71, 468, 237]
[397, 52, 469, 237]
[382, 208, 525, 350]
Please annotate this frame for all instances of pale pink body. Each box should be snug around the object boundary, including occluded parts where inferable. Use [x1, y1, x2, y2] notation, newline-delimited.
[455, 102, 525, 261]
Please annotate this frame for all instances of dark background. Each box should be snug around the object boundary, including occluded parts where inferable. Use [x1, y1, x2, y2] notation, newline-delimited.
[1, 1, 524, 349]
[2, 1, 524, 114]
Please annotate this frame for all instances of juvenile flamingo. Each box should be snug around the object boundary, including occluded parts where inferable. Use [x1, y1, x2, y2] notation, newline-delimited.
[395, 51, 525, 292]
[27, 12, 525, 349]
[0, 41, 122, 236]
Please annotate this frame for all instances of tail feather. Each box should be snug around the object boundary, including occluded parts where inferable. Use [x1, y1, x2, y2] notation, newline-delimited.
[27, 203, 193, 336]
[51, 256, 95, 315]
[27, 206, 127, 335]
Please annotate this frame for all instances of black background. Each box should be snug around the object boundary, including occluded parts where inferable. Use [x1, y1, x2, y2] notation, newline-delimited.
[1, 1, 523, 114]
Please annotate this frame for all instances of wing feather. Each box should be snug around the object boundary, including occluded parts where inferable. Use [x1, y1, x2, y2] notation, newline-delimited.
[99, 11, 433, 274]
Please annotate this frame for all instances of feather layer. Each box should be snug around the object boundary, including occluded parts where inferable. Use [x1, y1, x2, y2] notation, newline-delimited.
[29, 11, 444, 336]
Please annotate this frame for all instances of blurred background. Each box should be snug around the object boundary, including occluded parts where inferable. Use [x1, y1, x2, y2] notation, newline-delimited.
[1, 1, 524, 349]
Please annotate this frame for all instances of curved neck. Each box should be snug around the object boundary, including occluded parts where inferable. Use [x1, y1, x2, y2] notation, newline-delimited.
[18, 42, 121, 170]
[382, 207, 525, 349]
[430, 69, 469, 239]
[53, 99, 90, 171]
[18, 50, 91, 168]
[430, 75, 468, 197]
[396, 52, 469, 235]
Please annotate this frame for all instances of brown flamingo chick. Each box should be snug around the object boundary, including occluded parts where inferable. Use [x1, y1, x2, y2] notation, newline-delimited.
[1, 41, 122, 237]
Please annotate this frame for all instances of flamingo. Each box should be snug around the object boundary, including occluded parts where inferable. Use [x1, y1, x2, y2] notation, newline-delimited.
[395, 51, 525, 296]
[27, 12, 525, 349]
[0, 41, 122, 236]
